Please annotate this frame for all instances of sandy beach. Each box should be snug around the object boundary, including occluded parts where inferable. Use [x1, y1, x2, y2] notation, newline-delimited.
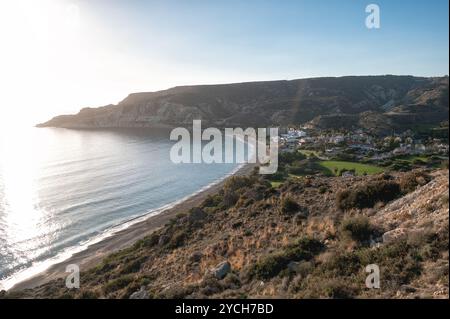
[9, 164, 254, 292]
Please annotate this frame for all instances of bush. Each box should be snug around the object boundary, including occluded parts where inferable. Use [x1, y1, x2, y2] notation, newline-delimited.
[340, 216, 376, 244]
[322, 251, 362, 277]
[222, 176, 255, 208]
[223, 176, 254, 192]
[248, 237, 323, 279]
[157, 284, 195, 299]
[168, 230, 187, 248]
[279, 152, 306, 165]
[356, 240, 422, 287]
[120, 256, 147, 274]
[249, 252, 289, 279]
[104, 275, 134, 294]
[412, 159, 427, 166]
[398, 170, 431, 194]
[268, 170, 287, 182]
[135, 233, 159, 248]
[202, 194, 223, 208]
[281, 197, 300, 214]
[336, 180, 401, 210]
[77, 289, 100, 299]
[297, 277, 360, 298]
[389, 161, 411, 172]
[319, 279, 358, 299]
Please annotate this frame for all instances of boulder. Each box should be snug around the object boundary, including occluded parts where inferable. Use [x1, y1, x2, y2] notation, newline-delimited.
[211, 261, 231, 279]
[400, 285, 417, 293]
[382, 228, 407, 244]
[190, 251, 203, 262]
[129, 287, 149, 299]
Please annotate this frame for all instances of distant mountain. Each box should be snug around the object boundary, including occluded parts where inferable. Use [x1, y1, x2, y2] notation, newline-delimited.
[37, 75, 449, 134]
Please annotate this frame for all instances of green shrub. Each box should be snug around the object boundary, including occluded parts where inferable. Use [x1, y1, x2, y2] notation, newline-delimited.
[398, 170, 431, 194]
[279, 152, 306, 165]
[319, 186, 327, 194]
[268, 170, 287, 182]
[336, 180, 401, 210]
[168, 230, 187, 248]
[104, 275, 134, 294]
[120, 256, 147, 274]
[389, 161, 411, 172]
[77, 289, 100, 299]
[202, 194, 223, 208]
[356, 241, 422, 287]
[412, 159, 427, 166]
[248, 237, 323, 279]
[320, 279, 358, 299]
[297, 277, 359, 299]
[135, 233, 159, 249]
[222, 176, 256, 208]
[249, 252, 289, 279]
[340, 216, 376, 243]
[281, 197, 300, 214]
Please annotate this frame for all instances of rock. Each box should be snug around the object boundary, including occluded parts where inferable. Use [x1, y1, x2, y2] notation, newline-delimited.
[129, 287, 149, 299]
[211, 261, 231, 279]
[382, 228, 407, 244]
[400, 285, 417, 293]
[190, 251, 203, 262]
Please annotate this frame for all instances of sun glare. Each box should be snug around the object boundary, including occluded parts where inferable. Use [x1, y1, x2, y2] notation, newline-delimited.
[0, 0, 83, 130]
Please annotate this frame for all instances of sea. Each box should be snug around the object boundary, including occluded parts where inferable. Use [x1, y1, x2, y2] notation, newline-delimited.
[0, 127, 242, 290]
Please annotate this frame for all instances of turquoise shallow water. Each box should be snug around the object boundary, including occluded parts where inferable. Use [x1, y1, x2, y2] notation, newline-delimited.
[0, 127, 238, 289]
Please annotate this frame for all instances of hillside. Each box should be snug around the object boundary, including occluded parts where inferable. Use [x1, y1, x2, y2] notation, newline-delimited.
[5, 167, 448, 299]
[37, 76, 449, 134]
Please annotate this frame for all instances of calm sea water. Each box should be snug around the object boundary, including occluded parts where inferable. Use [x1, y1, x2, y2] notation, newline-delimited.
[0, 127, 239, 289]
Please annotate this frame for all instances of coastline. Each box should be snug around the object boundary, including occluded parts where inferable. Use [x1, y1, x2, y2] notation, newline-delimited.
[8, 163, 254, 292]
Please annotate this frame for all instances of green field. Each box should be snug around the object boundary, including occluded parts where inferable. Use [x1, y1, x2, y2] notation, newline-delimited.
[396, 155, 429, 163]
[270, 181, 283, 188]
[298, 150, 320, 158]
[318, 161, 384, 176]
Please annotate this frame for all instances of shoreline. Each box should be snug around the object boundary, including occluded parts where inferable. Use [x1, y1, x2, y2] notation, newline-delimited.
[8, 163, 254, 292]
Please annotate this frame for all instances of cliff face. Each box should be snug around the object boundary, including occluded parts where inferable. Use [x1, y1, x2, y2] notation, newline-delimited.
[37, 76, 449, 132]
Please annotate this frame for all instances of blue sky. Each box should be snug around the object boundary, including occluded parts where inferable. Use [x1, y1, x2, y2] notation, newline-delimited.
[88, 0, 449, 79]
[0, 0, 448, 124]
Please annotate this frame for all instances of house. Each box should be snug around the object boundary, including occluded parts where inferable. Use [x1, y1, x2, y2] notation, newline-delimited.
[413, 144, 426, 154]
[329, 135, 345, 144]
[281, 129, 307, 139]
[341, 171, 356, 177]
[325, 147, 343, 156]
[298, 137, 313, 146]
[393, 146, 410, 155]
[349, 144, 377, 153]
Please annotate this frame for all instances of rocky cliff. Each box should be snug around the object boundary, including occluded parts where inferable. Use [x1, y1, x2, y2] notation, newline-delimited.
[37, 75, 449, 133]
